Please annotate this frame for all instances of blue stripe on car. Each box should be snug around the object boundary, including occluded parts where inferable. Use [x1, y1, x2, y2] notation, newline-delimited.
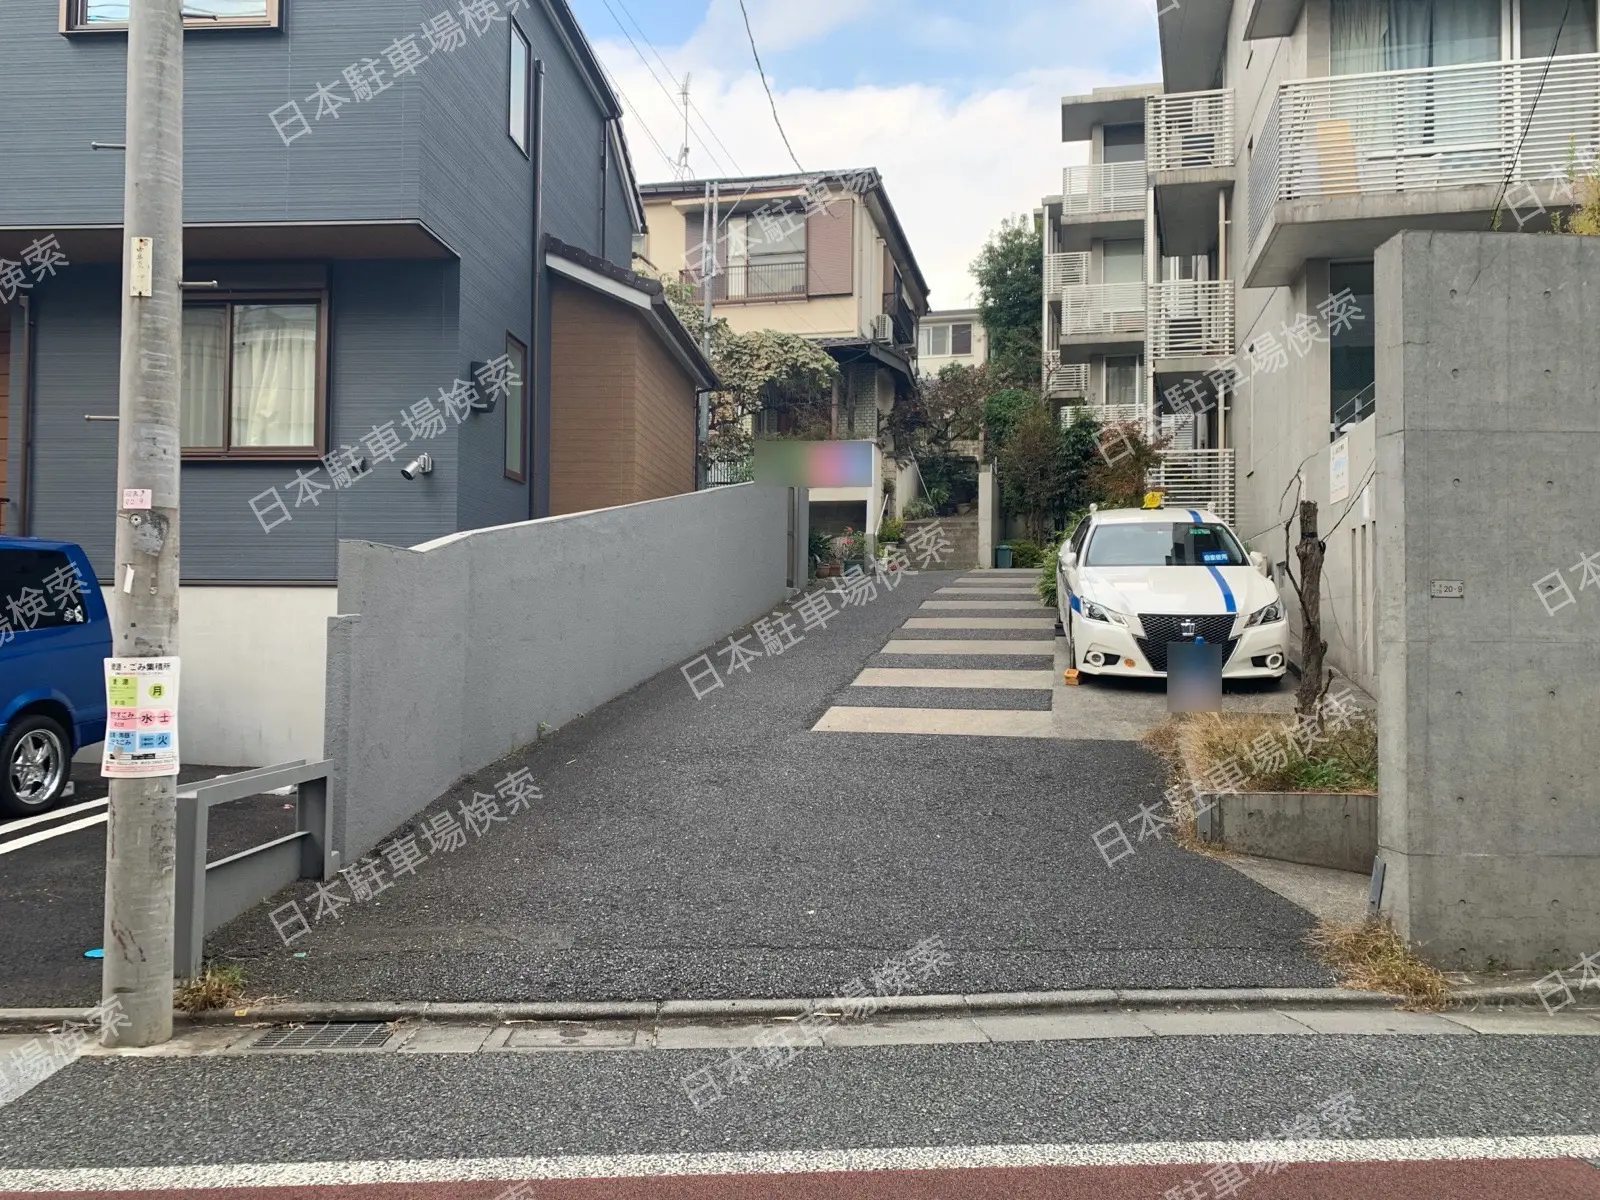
[1206, 565, 1238, 614]
[1070, 594, 1081, 613]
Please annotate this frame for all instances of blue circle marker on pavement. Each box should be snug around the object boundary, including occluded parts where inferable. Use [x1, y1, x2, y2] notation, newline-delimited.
[84, 948, 104, 959]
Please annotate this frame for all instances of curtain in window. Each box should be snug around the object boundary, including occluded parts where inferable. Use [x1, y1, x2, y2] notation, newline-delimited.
[181, 307, 228, 448]
[1332, 0, 1388, 75]
[1523, 0, 1599, 57]
[231, 304, 317, 447]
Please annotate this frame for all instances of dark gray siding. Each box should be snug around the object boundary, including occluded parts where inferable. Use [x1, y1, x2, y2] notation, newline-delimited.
[605, 143, 637, 266]
[0, 0, 426, 227]
[24, 261, 458, 582]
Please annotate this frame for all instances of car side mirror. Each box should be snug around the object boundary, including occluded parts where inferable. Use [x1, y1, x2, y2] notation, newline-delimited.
[1249, 550, 1270, 576]
[1060, 549, 1077, 569]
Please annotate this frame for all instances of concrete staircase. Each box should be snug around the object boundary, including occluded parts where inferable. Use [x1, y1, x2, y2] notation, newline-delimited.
[902, 516, 981, 570]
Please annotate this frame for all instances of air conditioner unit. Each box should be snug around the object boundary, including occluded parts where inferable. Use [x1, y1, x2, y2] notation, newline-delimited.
[871, 312, 894, 342]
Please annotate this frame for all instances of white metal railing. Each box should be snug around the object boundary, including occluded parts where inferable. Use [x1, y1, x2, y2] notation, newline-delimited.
[1062, 160, 1148, 216]
[1090, 403, 1149, 427]
[1148, 279, 1235, 359]
[1247, 88, 1283, 250]
[1043, 352, 1090, 397]
[1061, 282, 1147, 338]
[1256, 53, 1600, 245]
[1148, 448, 1237, 526]
[1147, 90, 1236, 172]
[1044, 251, 1091, 295]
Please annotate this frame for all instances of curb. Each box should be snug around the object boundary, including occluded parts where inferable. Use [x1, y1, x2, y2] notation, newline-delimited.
[3, 983, 1585, 1032]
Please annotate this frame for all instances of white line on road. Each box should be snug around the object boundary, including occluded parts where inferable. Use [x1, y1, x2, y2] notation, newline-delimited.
[3, 1137, 1597, 1191]
[851, 668, 1056, 690]
[0, 795, 108, 836]
[0, 811, 109, 856]
[813, 706, 1058, 738]
[903, 618, 1057, 630]
[920, 600, 1044, 611]
[882, 640, 1056, 655]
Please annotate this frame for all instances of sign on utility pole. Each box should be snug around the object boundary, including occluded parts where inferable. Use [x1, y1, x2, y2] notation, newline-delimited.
[103, 0, 185, 1049]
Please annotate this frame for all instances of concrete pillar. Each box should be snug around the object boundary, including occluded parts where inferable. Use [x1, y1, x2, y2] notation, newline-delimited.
[977, 463, 998, 570]
[1374, 230, 1600, 969]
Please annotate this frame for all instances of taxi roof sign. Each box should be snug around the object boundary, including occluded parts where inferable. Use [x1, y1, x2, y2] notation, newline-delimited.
[1142, 491, 1165, 510]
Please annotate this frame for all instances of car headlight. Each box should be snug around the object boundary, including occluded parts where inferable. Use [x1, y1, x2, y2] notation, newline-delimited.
[1246, 598, 1285, 627]
[1080, 599, 1130, 627]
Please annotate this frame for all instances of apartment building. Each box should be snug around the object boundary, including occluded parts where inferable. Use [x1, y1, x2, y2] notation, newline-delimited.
[1041, 84, 1238, 525]
[1145, 0, 1597, 694]
[917, 309, 989, 375]
[638, 171, 931, 534]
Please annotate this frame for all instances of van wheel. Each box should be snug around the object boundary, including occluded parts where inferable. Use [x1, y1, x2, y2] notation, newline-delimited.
[2, 715, 71, 818]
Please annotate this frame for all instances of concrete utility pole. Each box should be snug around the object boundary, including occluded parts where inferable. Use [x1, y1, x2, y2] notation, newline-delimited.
[104, 0, 185, 1048]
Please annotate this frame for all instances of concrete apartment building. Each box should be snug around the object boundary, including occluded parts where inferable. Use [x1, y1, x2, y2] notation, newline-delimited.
[1072, 0, 1599, 696]
[1041, 84, 1239, 526]
[637, 171, 931, 533]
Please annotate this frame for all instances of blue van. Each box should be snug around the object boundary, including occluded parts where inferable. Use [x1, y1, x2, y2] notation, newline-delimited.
[0, 538, 110, 817]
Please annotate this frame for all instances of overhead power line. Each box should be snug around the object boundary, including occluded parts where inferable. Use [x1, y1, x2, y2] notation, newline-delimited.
[736, 0, 805, 174]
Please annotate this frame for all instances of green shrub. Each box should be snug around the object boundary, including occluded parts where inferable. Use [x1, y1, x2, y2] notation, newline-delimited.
[808, 528, 834, 564]
[903, 499, 934, 520]
[879, 516, 905, 543]
[1007, 540, 1045, 568]
[1035, 530, 1067, 609]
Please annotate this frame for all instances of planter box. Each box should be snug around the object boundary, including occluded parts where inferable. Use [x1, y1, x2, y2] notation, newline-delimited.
[1195, 790, 1377, 875]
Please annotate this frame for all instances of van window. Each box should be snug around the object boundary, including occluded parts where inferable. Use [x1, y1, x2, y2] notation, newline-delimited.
[0, 549, 90, 631]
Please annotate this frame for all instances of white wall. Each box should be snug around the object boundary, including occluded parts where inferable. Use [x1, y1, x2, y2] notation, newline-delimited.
[91, 585, 336, 768]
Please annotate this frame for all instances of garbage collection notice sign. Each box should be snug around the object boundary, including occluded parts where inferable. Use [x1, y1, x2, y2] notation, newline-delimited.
[101, 657, 180, 778]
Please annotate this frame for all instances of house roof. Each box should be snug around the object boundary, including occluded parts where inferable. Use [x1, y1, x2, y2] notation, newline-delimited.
[638, 169, 932, 311]
[544, 237, 717, 390]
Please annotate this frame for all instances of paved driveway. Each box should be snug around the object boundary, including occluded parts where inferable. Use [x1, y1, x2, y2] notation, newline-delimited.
[185, 567, 1335, 1006]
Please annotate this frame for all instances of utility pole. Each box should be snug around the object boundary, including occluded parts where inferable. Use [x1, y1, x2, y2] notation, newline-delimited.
[103, 0, 185, 1048]
[676, 73, 692, 180]
[696, 181, 716, 489]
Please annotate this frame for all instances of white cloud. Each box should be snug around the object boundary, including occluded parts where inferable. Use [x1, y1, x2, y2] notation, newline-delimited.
[603, 43, 1144, 308]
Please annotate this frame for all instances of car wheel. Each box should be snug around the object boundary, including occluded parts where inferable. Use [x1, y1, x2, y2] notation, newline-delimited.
[2, 714, 71, 818]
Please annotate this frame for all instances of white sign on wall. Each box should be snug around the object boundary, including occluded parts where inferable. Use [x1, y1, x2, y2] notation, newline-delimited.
[1330, 436, 1351, 504]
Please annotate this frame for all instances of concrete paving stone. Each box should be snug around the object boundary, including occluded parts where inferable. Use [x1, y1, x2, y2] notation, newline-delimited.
[850, 668, 1055, 690]
[880, 639, 1056, 655]
[396, 1024, 497, 1053]
[1280, 1009, 1475, 1035]
[811, 706, 1058, 738]
[819, 1016, 987, 1046]
[919, 600, 1044, 610]
[964, 990, 1120, 1009]
[934, 588, 1038, 597]
[1442, 1010, 1600, 1036]
[902, 617, 1057, 629]
[503, 1022, 643, 1050]
[969, 1012, 1154, 1042]
[1135, 1009, 1320, 1037]
[653, 1023, 824, 1051]
[872, 653, 1056, 673]
[835, 687, 1055, 712]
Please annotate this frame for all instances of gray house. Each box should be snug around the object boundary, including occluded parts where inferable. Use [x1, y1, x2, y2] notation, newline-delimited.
[0, 0, 713, 766]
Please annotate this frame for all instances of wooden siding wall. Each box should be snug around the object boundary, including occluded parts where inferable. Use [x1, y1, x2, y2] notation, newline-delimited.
[631, 311, 696, 502]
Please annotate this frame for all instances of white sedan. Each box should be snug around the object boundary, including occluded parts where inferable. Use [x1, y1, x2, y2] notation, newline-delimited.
[1056, 507, 1288, 681]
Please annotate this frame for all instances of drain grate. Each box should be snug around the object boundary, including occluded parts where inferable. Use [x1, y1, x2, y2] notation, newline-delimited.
[250, 1022, 394, 1051]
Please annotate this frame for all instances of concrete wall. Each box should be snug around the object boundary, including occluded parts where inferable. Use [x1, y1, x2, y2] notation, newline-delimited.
[324, 484, 799, 861]
[1375, 230, 1600, 969]
[1204, 791, 1377, 875]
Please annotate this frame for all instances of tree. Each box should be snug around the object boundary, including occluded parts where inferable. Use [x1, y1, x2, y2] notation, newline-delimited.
[972, 217, 1043, 390]
[994, 403, 1100, 543]
[1086, 420, 1170, 509]
[663, 282, 839, 466]
[981, 388, 1037, 462]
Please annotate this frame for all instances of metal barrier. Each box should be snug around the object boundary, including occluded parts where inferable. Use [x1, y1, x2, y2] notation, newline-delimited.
[174, 759, 336, 977]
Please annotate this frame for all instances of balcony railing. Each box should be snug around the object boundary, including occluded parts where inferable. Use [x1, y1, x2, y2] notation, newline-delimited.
[1043, 352, 1090, 398]
[1250, 53, 1600, 249]
[1044, 251, 1091, 296]
[1148, 279, 1235, 359]
[1148, 448, 1237, 526]
[1061, 282, 1147, 339]
[1062, 160, 1148, 217]
[1147, 90, 1235, 172]
[682, 259, 807, 304]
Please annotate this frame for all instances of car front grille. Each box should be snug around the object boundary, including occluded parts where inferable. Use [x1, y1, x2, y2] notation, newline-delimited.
[1135, 613, 1239, 673]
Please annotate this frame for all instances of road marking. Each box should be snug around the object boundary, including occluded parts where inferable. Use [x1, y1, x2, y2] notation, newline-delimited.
[920, 600, 1044, 611]
[881, 640, 1055, 655]
[813, 706, 1057, 738]
[0, 812, 109, 856]
[0, 795, 108, 836]
[4, 1137, 1597, 1191]
[935, 587, 1038, 596]
[851, 668, 1056, 690]
[904, 618, 1057, 630]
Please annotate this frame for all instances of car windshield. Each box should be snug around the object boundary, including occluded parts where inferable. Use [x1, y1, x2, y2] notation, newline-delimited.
[1084, 521, 1248, 568]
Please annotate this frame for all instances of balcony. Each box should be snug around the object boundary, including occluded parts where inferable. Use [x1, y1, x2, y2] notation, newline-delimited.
[1148, 448, 1237, 526]
[1061, 160, 1148, 218]
[682, 260, 807, 305]
[1147, 89, 1235, 256]
[1148, 279, 1235, 363]
[1043, 351, 1090, 399]
[1245, 54, 1600, 286]
[1044, 251, 1091, 298]
[1060, 283, 1147, 354]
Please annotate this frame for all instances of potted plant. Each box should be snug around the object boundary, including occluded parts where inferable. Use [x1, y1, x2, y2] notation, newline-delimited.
[809, 528, 838, 578]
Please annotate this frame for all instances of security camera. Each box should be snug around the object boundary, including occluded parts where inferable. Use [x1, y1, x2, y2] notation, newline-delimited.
[400, 454, 433, 481]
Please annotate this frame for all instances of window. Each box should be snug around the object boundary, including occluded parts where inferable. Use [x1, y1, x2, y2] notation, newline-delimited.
[0, 548, 88, 630]
[1523, 0, 1599, 58]
[926, 324, 950, 356]
[181, 298, 323, 457]
[1330, 0, 1501, 74]
[1102, 123, 1146, 164]
[65, 0, 279, 30]
[1084, 522, 1247, 568]
[1329, 262, 1376, 435]
[951, 323, 973, 356]
[509, 24, 531, 153]
[503, 334, 528, 480]
[1105, 356, 1142, 407]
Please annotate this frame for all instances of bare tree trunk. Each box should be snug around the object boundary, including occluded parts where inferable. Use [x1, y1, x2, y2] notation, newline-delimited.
[1294, 499, 1328, 716]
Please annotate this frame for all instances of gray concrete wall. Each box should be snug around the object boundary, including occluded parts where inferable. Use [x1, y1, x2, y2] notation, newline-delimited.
[1203, 791, 1377, 875]
[1375, 229, 1600, 969]
[324, 484, 798, 861]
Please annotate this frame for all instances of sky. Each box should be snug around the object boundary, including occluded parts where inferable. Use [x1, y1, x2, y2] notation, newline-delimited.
[568, 0, 1163, 309]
